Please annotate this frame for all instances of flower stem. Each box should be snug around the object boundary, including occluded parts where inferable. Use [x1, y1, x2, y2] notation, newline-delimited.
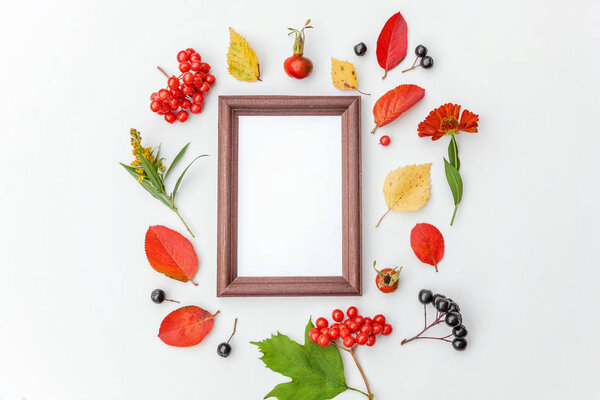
[450, 205, 458, 226]
[173, 207, 195, 238]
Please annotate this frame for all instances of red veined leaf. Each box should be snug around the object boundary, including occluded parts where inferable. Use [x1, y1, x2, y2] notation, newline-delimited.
[145, 225, 198, 285]
[158, 306, 219, 347]
[410, 223, 445, 272]
[376, 11, 408, 79]
[372, 84, 425, 133]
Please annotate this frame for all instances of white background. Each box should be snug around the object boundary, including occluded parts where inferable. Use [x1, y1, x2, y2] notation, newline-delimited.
[237, 116, 342, 277]
[1, 0, 599, 399]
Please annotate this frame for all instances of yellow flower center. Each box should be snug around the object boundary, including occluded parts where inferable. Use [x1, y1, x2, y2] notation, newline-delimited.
[441, 116, 458, 132]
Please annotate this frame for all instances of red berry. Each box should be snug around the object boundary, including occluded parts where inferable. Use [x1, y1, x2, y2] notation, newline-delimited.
[185, 48, 195, 55]
[168, 77, 179, 89]
[150, 100, 161, 112]
[193, 93, 204, 104]
[382, 324, 393, 336]
[349, 321, 359, 333]
[373, 315, 386, 325]
[371, 323, 383, 335]
[176, 110, 188, 122]
[342, 336, 355, 347]
[190, 53, 201, 62]
[379, 135, 391, 146]
[356, 333, 368, 345]
[160, 102, 170, 113]
[316, 317, 328, 329]
[309, 327, 319, 336]
[332, 309, 344, 322]
[168, 97, 180, 109]
[177, 51, 189, 62]
[190, 103, 203, 114]
[179, 62, 191, 73]
[328, 327, 340, 340]
[317, 334, 331, 347]
[150, 92, 159, 101]
[158, 89, 170, 100]
[363, 317, 373, 325]
[354, 316, 365, 326]
[347, 307, 358, 318]
[320, 328, 329, 335]
[339, 327, 351, 338]
[366, 335, 376, 346]
[182, 72, 194, 85]
[190, 61, 202, 71]
[199, 82, 210, 93]
[360, 324, 372, 335]
[164, 112, 176, 124]
[182, 84, 195, 95]
[180, 99, 192, 109]
[200, 62, 211, 73]
[205, 74, 216, 84]
[309, 331, 320, 343]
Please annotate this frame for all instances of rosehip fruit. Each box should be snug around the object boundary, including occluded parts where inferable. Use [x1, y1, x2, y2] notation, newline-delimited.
[284, 54, 313, 79]
[374, 262, 401, 293]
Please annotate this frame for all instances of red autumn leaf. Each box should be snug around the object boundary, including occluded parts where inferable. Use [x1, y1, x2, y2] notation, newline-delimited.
[376, 12, 408, 79]
[410, 223, 445, 272]
[158, 306, 219, 347]
[372, 84, 425, 133]
[145, 225, 198, 285]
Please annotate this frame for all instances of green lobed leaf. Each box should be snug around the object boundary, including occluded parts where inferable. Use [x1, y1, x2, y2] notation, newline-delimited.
[171, 154, 208, 201]
[165, 142, 190, 180]
[251, 319, 347, 400]
[448, 135, 460, 171]
[444, 158, 463, 206]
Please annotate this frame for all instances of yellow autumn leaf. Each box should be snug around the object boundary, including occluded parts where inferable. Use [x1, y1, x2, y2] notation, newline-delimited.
[331, 58, 369, 95]
[227, 28, 261, 82]
[376, 163, 432, 227]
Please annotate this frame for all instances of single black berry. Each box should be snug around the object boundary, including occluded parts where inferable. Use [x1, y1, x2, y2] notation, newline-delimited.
[431, 293, 445, 307]
[420, 56, 434, 69]
[354, 42, 367, 56]
[447, 299, 460, 313]
[415, 45, 428, 57]
[453, 325, 468, 338]
[418, 289, 433, 304]
[445, 312, 462, 327]
[452, 338, 467, 351]
[151, 289, 165, 304]
[435, 298, 450, 312]
[217, 342, 231, 357]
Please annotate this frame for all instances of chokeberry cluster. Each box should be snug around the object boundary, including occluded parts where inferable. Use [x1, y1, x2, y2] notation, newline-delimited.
[402, 45, 434, 73]
[401, 289, 468, 351]
[309, 306, 392, 348]
[150, 48, 216, 124]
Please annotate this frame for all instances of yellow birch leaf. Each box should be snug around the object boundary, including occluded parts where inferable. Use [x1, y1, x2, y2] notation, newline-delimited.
[376, 163, 431, 227]
[227, 28, 261, 82]
[331, 58, 369, 95]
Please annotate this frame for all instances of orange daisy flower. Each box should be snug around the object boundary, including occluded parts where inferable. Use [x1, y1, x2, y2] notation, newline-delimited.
[417, 103, 479, 141]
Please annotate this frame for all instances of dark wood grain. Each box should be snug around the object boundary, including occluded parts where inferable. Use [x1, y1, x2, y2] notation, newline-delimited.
[217, 96, 361, 297]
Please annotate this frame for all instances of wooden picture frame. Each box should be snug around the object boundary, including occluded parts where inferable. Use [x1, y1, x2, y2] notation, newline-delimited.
[217, 95, 361, 297]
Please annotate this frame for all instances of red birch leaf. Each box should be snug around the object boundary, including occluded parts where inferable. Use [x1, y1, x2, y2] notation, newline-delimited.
[410, 223, 445, 272]
[376, 12, 408, 79]
[145, 225, 198, 285]
[158, 306, 219, 347]
[372, 84, 425, 133]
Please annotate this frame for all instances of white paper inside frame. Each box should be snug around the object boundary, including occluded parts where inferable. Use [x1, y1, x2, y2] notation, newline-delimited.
[236, 115, 343, 277]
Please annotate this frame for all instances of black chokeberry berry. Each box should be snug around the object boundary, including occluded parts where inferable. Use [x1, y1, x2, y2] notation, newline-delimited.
[415, 45, 427, 57]
[418, 289, 433, 304]
[354, 42, 367, 56]
[420, 56, 434, 69]
[452, 338, 467, 351]
[431, 293, 445, 306]
[445, 312, 462, 327]
[453, 325, 468, 338]
[151, 289, 165, 304]
[217, 342, 231, 357]
[447, 299, 460, 313]
[435, 298, 450, 312]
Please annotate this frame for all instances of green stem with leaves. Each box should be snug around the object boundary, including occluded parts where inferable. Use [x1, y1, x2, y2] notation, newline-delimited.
[444, 132, 463, 226]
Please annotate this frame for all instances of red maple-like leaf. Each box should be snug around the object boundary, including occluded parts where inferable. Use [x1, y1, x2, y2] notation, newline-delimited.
[372, 84, 425, 133]
[410, 223, 445, 272]
[376, 12, 408, 79]
[158, 306, 219, 347]
[145, 225, 198, 285]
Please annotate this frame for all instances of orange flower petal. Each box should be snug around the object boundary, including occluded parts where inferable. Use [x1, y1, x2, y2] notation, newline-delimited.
[458, 109, 479, 133]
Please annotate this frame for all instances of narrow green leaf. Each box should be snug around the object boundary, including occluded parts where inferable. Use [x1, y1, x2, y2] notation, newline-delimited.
[165, 142, 190, 180]
[139, 152, 164, 191]
[448, 135, 460, 171]
[444, 158, 463, 205]
[120, 163, 140, 179]
[305, 19, 311, 26]
[120, 163, 170, 208]
[171, 154, 208, 200]
[153, 145, 161, 168]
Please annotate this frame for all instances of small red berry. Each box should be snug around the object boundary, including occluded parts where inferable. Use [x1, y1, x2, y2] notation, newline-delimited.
[185, 48, 195, 55]
[182, 84, 195, 96]
[160, 102, 170, 113]
[309, 327, 319, 336]
[363, 317, 373, 325]
[316, 317, 328, 329]
[371, 323, 383, 335]
[190, 61, 202, 71]
[189, 53, 201, 62]
[177, 51, 189, 62]
[340, 327, 351, 338]
[354, 316, 365, 326]
[343, 336, 355, 347]
[318, 334, 331, 347]
[176, 110, 189, 122]
[190, 103, 203, 114]
[180, 99, 192, 109]
[379, 135, 391, 146]
[328, 327, 340, 340]
[179, 62, 191, 73]
[356, 333, 368, 345]
[366, 335, 376, 346]
[168, 97, 180, 109]
[158, 89, 170, 100]
[309, 331, 320, 343]
[164, 112, 176, 124]
[320, 328, 329, 335]
[193, 93, 204, 104]
[150, 92, 159, 101]
[347, 306, 358, 318]
[332, 309, 344, 322]
[205, 74, 216, 84]
[349, 321, 359, 333]
[199, 82, 211, 93]
[168, 77, 180, 89]
[360, 324, 372, 335]
[182, 72, 194, 85]
[382, 324, 393, 336]
[150, 100, 161, 112]
[200, 62, 211, 73]
[373, 315, 386, 325]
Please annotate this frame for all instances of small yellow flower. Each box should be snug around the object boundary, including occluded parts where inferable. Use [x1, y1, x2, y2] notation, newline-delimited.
[135, 168, 144, 174]
[137, 175, 144, 182]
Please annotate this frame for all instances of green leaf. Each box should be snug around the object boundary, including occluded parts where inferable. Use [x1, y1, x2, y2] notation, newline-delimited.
[448, 135, 460, 171]
[444, 158, 463, 206]
[120, 163, 171, 208]
[165, 142, 190, 180]
[171, 154, 208, 201]
[139, 152, 164, 191]
[251, 319, 347, 400]
[305, 19, 311, 26]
